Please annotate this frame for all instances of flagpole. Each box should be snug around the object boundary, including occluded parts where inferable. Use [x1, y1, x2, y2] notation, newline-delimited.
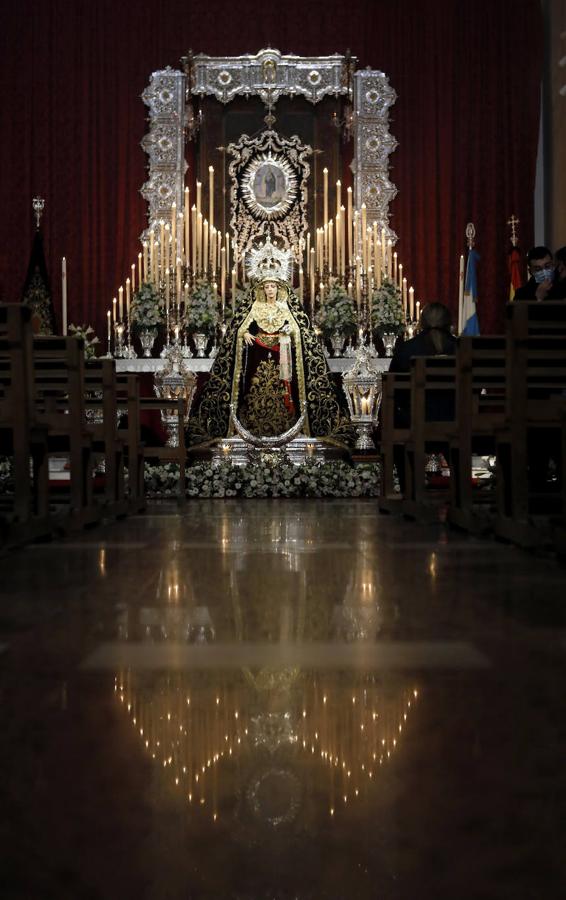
[458, 253, 464, 334]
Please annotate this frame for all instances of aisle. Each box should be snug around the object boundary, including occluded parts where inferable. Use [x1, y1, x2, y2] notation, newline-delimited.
[1, 501, 565, 899]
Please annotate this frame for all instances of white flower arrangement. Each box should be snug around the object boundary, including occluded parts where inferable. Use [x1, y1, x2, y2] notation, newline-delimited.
[315, 283, 358, 339]
[370, 277, 405, 331]
[144, 459, 380, 499]
[68, 324, 100, 359]
[186, 279, 219, 335]
[130, 283, 164, 330]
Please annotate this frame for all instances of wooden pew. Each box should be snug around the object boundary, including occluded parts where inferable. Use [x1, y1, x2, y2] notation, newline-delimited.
[401, 355, 457, 520]
[0, 304, 51, 545]
[138, 396, 186, 503]
[33, 335, 101, 527]
[378, 370, 411, 513]
[115, 371, 146, 512]
[84, 358, 129, 518]
[493, 302, 566, 547]
[447, 336, 507, 533]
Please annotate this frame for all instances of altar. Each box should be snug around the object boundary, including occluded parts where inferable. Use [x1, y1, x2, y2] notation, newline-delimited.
[103, 48, 417, 455]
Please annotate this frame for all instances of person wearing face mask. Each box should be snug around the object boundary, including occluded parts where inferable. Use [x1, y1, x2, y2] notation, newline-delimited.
[555, 246, 566, 285]
[514, 245, 566, 300]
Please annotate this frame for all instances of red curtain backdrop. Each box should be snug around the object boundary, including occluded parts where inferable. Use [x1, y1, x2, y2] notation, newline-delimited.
[0, 0, 542, 337]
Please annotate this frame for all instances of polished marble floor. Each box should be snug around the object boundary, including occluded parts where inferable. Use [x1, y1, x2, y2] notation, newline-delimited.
[1, 500, 566, 899]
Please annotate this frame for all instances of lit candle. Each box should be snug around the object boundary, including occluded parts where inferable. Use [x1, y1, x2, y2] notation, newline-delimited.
[341, 205, 346, 276]
[211, 226, 217, 273]
[320, 281, 325, 305]
[347, 187, 353, 267]
[336, 180, 341, 217]
[192, 205, 197, 273]
[149, 232, 155, 282]
[335, 213, 341, 275]
[398, 263, 403, 292]
[231, 267, 236, 310]
[123, 283, 128, 321]
[347, 280, 353, 298]
[409, 285, 414, 321]
[134, 260, 138, 293]
[176, 258, 182, 298]
[164, 223, 171, 273]
[203, 219, 209, 274]
[220, 246, 226, 313]
[197, 212, 203, 273]
[299, 267, 304, 299]
[184, 187, 190, 266]
[393, 251, 398, 284]
[165, 267, 170, 310]
[208, 166, 214, 230]
[107, 310, 111, 346]
[196, 181, 202, 219]
[361, 204, 367, 271]
[403, 278, 408, 317]
[387, 239, 392, 276]
[323, 168, 328, 228]
[241, 250, 246, 283]
[143, 242, 149, 283]
[415, 300, 421, 322]
[160, 220, 165, 273]
[112, 297, 117, 323]
[225, 232, 230, 275]
[171, 202, 177, 258]
[61, 257, 67, 335]
[310, 249, 315, 302]
[328, 220, 333, 273]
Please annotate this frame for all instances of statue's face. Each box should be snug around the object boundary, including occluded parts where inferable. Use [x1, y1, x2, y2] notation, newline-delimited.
[263, 281, 278, 302]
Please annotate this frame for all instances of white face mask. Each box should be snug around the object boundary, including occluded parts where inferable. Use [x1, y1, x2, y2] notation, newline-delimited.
[533, 266, 554, 284]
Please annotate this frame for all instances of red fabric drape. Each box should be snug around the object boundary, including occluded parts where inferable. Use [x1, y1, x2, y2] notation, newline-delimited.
[0, 0, 542, 336]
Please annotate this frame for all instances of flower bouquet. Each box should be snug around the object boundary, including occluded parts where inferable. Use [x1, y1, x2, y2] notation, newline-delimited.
[315, 282, 358, 354]
[370, 277, 405, 335]
[186, 279, 219, 336]
[68, 324, 100, 359]
[130, 282, 164, 330]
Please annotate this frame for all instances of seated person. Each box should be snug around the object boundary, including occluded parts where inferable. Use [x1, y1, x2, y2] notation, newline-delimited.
[389, 301, 457, 373]
[514, 245, 566, 300]
[389, 302, 457, 489]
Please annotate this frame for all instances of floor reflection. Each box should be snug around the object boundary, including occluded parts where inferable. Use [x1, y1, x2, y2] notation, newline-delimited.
[114, 665, 419, 895]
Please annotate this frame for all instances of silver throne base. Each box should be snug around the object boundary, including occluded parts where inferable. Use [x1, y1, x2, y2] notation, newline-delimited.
[211, 436, 346, 467]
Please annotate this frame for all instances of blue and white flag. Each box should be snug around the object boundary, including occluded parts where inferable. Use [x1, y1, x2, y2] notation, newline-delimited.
[461, 248, 480, 335]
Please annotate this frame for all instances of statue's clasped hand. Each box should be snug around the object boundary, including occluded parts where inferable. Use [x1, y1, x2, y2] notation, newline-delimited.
[243, 331, 254, 346]
[281, 323, 291, 335]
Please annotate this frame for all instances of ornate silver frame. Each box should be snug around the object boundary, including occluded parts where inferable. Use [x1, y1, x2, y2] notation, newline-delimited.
[141, 50, 397, 241]
[227, 130, 311, 256]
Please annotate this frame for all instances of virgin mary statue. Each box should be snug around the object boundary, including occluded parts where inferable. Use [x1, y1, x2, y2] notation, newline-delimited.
[187, 240, 354, 447]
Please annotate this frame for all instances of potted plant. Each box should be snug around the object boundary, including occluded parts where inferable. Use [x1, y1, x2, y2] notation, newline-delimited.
[315, 282, 358, 355]
[186, 279, 219, 357]
[130, 282, 164, 357]
[370, 277, 404, 355]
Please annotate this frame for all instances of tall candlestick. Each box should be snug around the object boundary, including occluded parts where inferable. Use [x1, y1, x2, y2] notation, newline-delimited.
[184, 187, 190, 266]
[408, 284, 414, 320]
[112, 297, 117, 323]
[231, 267, 237, 310]
[192, 206, 197, 273]
[159, 221, 165, 275]
[323, 168, 328, 228]
[203, 219, 209, 274]
[61, 257, 67, 335]
[336, 180, 341, 217]
[208, 166, 214, 230]
[171, 202, 177, 259]
[347, 187, 353, 268]
[143, 242, 149, 283]
[196, 181, 202, 219]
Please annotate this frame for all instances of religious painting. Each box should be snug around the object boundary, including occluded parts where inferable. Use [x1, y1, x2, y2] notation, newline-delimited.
[228, 130, 311, 259]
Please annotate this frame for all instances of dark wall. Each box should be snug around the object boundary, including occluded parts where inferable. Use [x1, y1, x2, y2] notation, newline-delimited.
[0, 0, 542, 335]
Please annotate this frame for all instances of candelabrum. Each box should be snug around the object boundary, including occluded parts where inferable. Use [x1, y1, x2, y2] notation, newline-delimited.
[342, 344, 382, 451]
[154, 345, 197, 447]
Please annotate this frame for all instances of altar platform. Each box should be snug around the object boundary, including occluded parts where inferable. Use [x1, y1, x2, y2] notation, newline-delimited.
[114, 356, 391, 375]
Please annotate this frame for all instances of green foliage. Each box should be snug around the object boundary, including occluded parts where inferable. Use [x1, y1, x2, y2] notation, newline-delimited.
[68, 324, 100, 359]
[130, 282, 164, 329]
[186, 279, 219, 335]
[315, 283, 358, 338]
[144, 459, 380, 499]
[370, 277, 405, 330]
